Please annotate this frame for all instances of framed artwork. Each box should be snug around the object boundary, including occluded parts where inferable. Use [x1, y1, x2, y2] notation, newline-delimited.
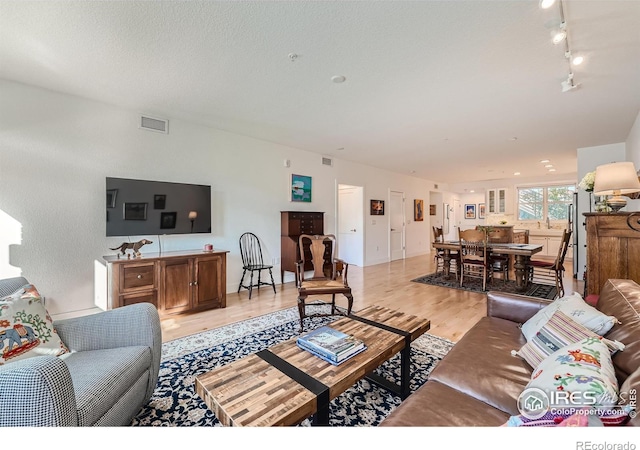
[429, 204, 436, 216]
[160, 212, 177, 229]
[414, 199, 424, 221]
[291, 174, 312, 202]
[370, 199, 385, 215]
[478, 203, 486, 219]
[464, 204, 476, 219]
[123, 202, 148, 220]
[106, 189, 117, 208]
[154, 194, 166, 210]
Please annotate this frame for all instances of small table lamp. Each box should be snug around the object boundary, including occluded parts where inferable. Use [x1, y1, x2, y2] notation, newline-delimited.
[593, 162, 640, 212]
[189, 211, 198, 232]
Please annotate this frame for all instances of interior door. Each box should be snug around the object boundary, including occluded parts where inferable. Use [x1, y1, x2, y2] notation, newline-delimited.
[390, 191, 405, 261]
[338, 185, 364, 266]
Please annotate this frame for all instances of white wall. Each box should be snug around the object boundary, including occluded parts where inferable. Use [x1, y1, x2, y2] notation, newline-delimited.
[625, 110, 640, 213]
[0, 80, 440, 317]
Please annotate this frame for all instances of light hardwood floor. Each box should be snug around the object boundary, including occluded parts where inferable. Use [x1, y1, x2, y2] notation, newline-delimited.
[160, 254, 582, 344]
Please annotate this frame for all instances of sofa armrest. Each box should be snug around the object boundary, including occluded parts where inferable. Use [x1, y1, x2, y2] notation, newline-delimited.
[54, 302, 162, 399]
[486, 291, 553, 324]
[0, 356, 77, 426]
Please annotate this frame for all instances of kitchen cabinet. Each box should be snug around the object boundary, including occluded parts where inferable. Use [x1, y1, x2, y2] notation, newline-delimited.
[105, 249, 228, 316]
[487, 188, 508, 214]
[528, 233, 573, 259]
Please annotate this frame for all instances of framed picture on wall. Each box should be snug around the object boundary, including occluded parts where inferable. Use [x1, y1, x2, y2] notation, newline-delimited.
[154, 194, 166, 210]
[464, 204, 476, 219]
[429, 204, 436, 216]
[160, 212, 177, 229]
[106, 189, 117, 208]
[291, 174, 312, 202]
[414, 199, 424, 221]
[478, 203, 486, 219]
[370, 199, 385, 215]
[124, 202, 148, 220]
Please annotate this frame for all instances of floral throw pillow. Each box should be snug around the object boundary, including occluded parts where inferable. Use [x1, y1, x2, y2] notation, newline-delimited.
[521, 291, 619, 341]
[526, 337, 620, 411]
[514, 310, 625, 369]
[0, 284, 69, 365]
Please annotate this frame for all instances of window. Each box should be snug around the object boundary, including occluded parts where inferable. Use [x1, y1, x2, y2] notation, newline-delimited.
[517, 184, 575, 221]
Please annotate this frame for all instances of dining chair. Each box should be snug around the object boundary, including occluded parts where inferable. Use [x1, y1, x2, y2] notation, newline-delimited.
[432, 226, 459, 278]
[528, 229, 572, 298]
[238, 232, 277, 299]
[487, 228, 510, 284]
[458, 228, 491, 291]
[295, 234, 353, 332]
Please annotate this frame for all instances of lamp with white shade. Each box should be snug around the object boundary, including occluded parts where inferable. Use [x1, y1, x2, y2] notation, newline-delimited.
[593, 162, 640, 212]
[188, 211, 198, 232]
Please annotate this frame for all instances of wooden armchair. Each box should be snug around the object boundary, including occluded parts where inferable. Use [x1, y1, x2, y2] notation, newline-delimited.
[295, 234, 353, 332]
[458, 228, 491, 291]
[528, 229, 572, 298]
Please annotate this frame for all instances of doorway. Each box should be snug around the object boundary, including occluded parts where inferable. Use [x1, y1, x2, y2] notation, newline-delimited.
[337, 184, 364, 266]
[389, 190, 405, 261]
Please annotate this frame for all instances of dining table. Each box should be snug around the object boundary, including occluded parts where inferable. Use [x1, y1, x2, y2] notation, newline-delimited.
[432, 240, 544, 292]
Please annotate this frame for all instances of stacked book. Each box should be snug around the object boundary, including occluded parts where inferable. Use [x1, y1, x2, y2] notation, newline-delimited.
[296, 325, 366, 365]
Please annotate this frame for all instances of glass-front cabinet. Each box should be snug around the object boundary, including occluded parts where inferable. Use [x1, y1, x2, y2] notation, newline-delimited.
[487, 188, 507, 214]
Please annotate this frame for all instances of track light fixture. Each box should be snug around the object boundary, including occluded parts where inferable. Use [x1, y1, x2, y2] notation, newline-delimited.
[561, 73, 579, 92]
[551, 22, 567, 45]
[540, 0, 586, 92]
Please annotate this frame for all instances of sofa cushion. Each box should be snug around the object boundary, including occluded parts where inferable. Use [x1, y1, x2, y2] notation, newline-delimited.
[595, 279, 640, 380]
[0, 284, 69, 364]
[381, 380, 510, 427]
[514, 310, 625, 369]
[427, 316, 531, 416]
[526, 337, 620, 408]
[60, 345, 151, 426]
[521, 291, 619, 341]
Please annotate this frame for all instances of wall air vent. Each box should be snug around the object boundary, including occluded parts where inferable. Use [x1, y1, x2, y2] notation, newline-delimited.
[322, 156, 333, 167]
[140, 115, 169, 134]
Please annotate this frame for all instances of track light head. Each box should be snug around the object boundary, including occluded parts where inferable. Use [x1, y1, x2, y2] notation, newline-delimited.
[551, 22, 567, 44]
[540, 0, 556, 9]
[561, 73, 579, 92]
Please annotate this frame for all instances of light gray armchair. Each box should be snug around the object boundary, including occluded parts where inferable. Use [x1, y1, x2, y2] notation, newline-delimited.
[0, 277, 162, 426]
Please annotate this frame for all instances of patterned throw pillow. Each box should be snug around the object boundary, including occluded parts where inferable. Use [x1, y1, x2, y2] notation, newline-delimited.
[514, 310, 625, 369]
[521, 291, 619, 341]
[525, 337, 620, 411]
[0, 284, 69, 364]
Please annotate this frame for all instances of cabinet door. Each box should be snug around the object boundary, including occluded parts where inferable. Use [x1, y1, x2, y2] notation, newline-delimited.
[498, 189, 506, 213]
[529, 237, 548, 256]
[547, 236, 562, 259]
[194, 256, 224, 309]
[161, 258, 193, 314]
[488, 190, 496, 213]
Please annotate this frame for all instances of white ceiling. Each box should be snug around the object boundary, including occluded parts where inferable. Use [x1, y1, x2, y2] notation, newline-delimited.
[1, 1, 639, 184]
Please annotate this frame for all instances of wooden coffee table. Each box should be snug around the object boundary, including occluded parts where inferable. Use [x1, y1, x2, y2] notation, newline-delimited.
[194, 305, 430, 426]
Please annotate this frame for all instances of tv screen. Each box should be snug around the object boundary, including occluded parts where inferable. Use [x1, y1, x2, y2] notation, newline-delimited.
[106, 177, 211, 237]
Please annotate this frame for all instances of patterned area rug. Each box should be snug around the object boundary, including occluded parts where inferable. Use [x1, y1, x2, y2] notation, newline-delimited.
[412, 273, 557, 299]
[132, 305, 454, 427]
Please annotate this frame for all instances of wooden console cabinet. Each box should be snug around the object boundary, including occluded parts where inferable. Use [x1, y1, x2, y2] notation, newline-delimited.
[104, 249, 228, 316]
[280, 211, 324, 283]
[584, 212, 640, 295]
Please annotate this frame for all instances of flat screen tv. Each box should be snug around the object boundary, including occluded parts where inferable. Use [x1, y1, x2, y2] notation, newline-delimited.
[106, 177, 211, 237]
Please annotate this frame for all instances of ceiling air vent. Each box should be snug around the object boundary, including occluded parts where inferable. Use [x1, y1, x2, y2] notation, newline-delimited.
[140, 115, 168, 134]
[322, 156, 333, 167]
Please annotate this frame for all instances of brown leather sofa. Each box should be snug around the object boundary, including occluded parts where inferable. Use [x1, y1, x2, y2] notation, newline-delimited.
[381, 279, 640, 426]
